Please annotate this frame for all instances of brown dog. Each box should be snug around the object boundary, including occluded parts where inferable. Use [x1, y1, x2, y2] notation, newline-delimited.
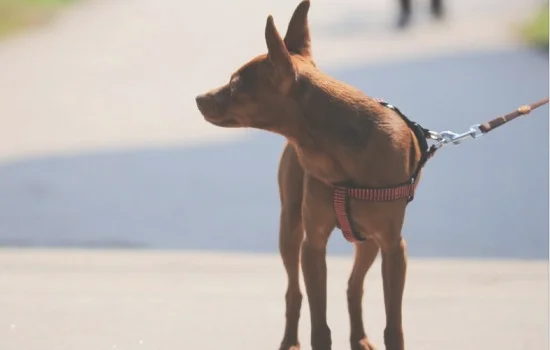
[196, 1, 423, 349]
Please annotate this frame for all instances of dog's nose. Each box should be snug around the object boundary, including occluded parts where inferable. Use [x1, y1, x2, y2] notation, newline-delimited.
[195, 94, 207, 110]
[196, 93, 214, 115]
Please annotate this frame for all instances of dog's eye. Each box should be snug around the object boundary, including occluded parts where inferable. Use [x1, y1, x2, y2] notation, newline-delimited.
[229, 76, 243, 94]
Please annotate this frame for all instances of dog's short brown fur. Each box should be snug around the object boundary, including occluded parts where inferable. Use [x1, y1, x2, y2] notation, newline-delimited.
[196, 2, 422, 349]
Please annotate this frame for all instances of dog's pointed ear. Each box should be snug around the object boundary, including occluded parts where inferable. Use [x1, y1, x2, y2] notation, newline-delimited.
[265, 15, 294, 75]
[284, 0, 312, 57]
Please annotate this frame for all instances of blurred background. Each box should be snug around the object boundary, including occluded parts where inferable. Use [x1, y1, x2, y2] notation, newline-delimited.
[0, 0, 547, 258]
[0, 0, 548, 349]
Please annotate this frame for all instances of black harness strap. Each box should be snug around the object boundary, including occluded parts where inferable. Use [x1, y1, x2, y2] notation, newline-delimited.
[375, 99, 432, 201]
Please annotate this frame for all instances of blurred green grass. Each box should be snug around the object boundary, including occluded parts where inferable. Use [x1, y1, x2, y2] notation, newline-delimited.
[521, 4, 549, 50]
[0, 0, 77, 38]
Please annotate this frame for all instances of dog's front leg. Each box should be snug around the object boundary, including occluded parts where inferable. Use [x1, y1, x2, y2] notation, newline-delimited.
[278, 144, 305, 350]
[301, 174, 336, 350]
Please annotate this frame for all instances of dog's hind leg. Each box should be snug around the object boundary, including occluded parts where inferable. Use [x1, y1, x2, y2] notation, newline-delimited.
[347, 239, 379, 350]
[381, 234, 407, 350]
[278, 143, 305, 350]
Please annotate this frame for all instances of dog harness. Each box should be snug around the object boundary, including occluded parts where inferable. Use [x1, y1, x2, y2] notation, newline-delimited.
[333, 98, 434, 243]
[332, 96, 550, 243]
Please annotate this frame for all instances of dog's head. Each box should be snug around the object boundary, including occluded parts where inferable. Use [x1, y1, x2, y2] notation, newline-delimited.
[195, 0, 314, 132]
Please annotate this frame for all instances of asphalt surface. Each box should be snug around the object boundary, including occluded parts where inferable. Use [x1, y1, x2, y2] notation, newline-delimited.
[0, 250, 547, 350]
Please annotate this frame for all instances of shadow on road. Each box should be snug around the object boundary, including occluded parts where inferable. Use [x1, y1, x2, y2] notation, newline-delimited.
[0, 48, 548, 259]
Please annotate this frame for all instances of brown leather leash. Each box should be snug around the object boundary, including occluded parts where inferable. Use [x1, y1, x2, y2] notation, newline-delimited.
[427, 97, 550, 157]
[478, 97, 550, 134]
[333, 97, 549, 243]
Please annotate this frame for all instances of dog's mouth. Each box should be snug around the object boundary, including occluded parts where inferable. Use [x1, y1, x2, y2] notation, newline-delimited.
[204, 115, 241, 128]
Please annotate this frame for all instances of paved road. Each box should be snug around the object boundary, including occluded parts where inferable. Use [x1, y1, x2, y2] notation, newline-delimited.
[1, 47, 547, 259]
[0, 249, 547, 350]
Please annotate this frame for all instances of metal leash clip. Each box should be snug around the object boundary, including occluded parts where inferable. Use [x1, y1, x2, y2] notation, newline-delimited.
[430, 124, 483, 150]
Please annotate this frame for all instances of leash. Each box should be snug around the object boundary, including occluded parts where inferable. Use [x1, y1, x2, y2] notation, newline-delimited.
[425, 97, 549, 157]
[333, 97, 549, 243]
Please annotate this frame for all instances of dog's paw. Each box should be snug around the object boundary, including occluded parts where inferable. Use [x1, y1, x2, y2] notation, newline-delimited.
[279, 345, 299, 350]
[279, 344, 300, 350]
[353, 337, 376, 350]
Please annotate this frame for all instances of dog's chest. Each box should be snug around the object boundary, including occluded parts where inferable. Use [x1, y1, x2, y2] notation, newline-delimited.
[296, 148, 346, 184]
